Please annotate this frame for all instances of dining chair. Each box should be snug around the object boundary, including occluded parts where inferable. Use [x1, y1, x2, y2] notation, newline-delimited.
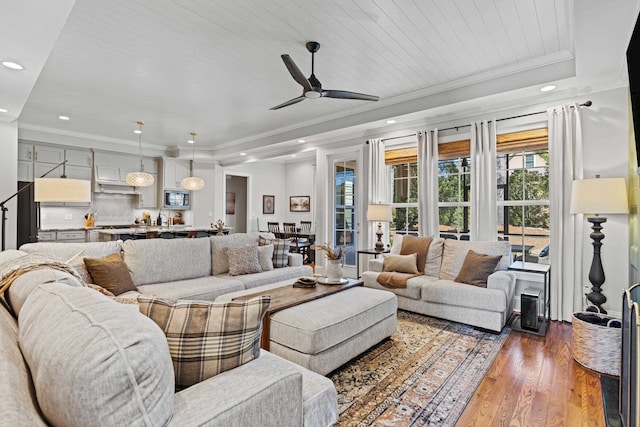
[267, 222, 280, 234]
[283, 222, 311, 263]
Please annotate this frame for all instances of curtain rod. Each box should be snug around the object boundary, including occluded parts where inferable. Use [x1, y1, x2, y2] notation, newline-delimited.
[376, 100, 593, 142]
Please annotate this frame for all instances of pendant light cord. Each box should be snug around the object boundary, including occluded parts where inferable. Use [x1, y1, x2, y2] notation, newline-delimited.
[137, 120, 144, 171]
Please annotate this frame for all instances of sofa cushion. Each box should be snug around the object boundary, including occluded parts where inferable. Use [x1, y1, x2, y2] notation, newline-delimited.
[137, 275, 245, 301]
[382, 253, 419, 273]
[361, 271, 437, 300]
[138, 295, 271, 390]
[218, 265, 313, 290]
[390, 235, 444, 276]
[420, 279, 507, 312]
[7, 268, 84, 317]
[454, 250, 502, 287]
[19, 283, 174, 427]
[439, 239, 511, 281]
[123, 237, 212, 285]
[83, 253, 138, 295]
[0, 303, 47, 426]
[257, 244, 274, 271]
[19, 241, 123, 285]
[210, 234, 259, 275]
[226, 245, 263, 276]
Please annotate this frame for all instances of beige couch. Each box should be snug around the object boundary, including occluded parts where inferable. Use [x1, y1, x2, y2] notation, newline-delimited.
[362, 236, 516, 332]
[20, 232, 313, 302]
[6, 234, 336, 426]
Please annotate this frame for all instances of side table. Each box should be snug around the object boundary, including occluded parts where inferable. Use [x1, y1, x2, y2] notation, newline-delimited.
[356, 248, 390, 278]
[508, 261, 551, 336]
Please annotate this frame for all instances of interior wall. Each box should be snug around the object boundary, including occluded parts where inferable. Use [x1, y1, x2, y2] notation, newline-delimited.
[284, 160, 315, 225]
[0, 121, 18, 249]
[225, 175, 247, 233]
[223, 161, 287, 232]
[191, 163, 216, 228]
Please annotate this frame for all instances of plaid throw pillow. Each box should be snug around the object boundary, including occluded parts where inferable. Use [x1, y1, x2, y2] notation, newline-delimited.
[138, 295, 271, 390]
[272, 239, 290, 268]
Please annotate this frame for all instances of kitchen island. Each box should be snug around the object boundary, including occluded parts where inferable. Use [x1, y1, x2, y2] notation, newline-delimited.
[98, 226, 230, 241]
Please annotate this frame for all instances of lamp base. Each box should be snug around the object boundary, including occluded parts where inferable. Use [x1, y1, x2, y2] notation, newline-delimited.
[586, 216, 607, 314]
[375, 222, 384, 251]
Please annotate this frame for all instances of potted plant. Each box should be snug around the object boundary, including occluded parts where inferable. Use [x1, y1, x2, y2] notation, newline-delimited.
[215, 219, 225, 236]
[317, 243, 344, 282]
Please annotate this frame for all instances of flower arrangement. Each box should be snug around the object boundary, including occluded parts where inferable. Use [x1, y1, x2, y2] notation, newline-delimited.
[317, 243, 344, 260]
[215, 219, 225, 232]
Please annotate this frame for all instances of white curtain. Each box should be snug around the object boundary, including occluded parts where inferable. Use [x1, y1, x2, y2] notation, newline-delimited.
[548, 103, 584, 322]
[365, 138, 387, 248]
[470, 121, 497, 241]
[417, 129, 439, 237]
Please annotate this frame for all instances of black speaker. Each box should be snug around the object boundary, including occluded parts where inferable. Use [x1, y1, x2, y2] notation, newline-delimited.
[521, 289, 540, 331]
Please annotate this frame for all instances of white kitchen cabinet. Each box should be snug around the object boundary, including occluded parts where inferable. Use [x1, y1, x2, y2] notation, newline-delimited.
[38, 230, 87, 243]
[34, 145, 64, 164]
[163, 158, 190, 189]
[65, 148, 93, 167]
[18, 144, 33, 161]
[37, 231, 56, 242]
[95, 165, 120, 182]
[137, 174, 159, 208]
[17, 161, 33, 181]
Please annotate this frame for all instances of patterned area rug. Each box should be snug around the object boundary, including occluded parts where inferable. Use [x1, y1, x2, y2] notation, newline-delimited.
[330, 310, 510, 427]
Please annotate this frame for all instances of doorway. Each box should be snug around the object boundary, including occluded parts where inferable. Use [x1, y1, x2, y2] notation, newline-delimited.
[225, 174, 248, 233]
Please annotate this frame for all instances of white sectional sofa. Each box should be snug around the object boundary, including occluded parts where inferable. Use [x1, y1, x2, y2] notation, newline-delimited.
[3, 233, 337, 426]
[362, 235, 517, 332]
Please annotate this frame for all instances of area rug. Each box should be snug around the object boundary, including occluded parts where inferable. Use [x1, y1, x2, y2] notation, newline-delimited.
[329, 310, 510, 426]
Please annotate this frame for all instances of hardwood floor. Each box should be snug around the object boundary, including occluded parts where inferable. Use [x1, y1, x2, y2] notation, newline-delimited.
[456, 321, 607, 427]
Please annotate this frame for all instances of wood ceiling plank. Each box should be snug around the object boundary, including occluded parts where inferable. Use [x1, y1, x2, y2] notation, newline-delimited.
[534, 0, 562, 55]
[513, 0, 547, 58]
[494, 0, 532, 62]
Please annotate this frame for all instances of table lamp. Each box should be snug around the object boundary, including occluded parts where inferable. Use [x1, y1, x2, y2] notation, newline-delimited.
[367, 204, 392, 251]
[570, 175, 628, 314]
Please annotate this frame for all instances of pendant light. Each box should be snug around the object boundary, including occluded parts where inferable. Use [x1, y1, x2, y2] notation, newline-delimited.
[126, 121, 155, 187]
[181, 132, 205, 191]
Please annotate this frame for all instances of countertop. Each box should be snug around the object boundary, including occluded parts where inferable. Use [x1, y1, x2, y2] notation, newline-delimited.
[97, 226, 205, 234]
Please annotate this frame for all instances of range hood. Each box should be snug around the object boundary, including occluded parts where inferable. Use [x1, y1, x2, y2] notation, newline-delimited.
[95, 181, 138, 195]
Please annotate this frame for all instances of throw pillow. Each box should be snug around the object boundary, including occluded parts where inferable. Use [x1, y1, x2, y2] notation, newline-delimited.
[83, 253, 138, 296]
[225, 245, 263, 276]
[137, 295, 271, 390]
[382, 253, 419, 274]
[454, 249, 502, 287]
[257, 244, 274, 271]
[272, 239, 291, 268]
[258, 235, 272, 246]
[400, 235, 432, 273]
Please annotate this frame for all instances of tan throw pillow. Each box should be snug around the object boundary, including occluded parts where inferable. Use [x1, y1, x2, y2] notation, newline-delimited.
[83, 253, 138, 296]
[257, 244, 274, 271]
[454, 250, 502, 287]
[138, 295, 271, 390]
[383, 253, 419, 274]
[225, 245, 263, 276]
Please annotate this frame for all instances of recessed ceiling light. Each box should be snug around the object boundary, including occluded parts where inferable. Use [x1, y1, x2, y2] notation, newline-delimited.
[540, 85, 556, 92]
[58, 115, 70, 121]
[240, 152, 247, 156]
[291, 154, 296, 158]
[2, 61, 24, 70]
[386, 119, 396, 124]
[187, 139, 194, 144]
[298, 139, 306, 143]
[0, 108, 8, 113]
[133, 129, 142, 134]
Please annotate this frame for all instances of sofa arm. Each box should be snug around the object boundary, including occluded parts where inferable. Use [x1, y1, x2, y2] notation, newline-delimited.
[487, 271, 517, 303]
[288, 252, 303, 267]
[368, 259, 384, 273]
[171, 357, 303, 426]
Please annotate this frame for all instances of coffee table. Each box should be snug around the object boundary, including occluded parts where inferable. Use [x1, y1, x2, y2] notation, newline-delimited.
[232, 279, 363, 350]
[216, 278, 398, 375]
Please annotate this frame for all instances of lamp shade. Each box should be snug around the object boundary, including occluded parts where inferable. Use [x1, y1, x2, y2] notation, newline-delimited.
[570, 177, 628, 215]
[125, 171, 155, 187]
[367, 204, 392, 222]
[34, 178, 92, 202]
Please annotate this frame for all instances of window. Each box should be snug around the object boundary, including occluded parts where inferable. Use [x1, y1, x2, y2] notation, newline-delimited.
[389, 162, 418, 238]
[438, 157, 471, 239]
[334, 160, 356, 266]
[497, 149, 549, 263]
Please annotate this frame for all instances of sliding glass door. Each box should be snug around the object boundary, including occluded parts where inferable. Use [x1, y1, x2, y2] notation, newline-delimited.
[333, 159, 357, 272]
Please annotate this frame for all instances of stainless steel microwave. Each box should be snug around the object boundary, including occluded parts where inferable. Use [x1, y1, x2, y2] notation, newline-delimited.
[163, 189, 190, 209]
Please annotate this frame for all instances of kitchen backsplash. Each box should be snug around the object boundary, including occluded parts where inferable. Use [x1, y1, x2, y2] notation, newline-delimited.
[93, 193, 136, 225]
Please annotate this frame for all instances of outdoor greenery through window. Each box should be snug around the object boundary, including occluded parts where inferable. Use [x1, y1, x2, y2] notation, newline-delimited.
[334, 160, 356, 265]
[390, 163, 418, 239]
[438, 157, 471, 239]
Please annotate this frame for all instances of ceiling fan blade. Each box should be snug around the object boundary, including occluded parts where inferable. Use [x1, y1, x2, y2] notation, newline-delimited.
[269, 96, 306, 110]
[281, 55, 312, 92]
[322, 90, 379, 101]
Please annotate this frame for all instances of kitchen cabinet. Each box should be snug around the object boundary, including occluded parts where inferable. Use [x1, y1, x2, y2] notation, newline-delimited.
[38, 230, 87, 243]
[17, 161, 33, 181]
[37, 231, 56, 242]
[163, 158, 190, 189]
[34, 146, 65, 164]
[137, 174, 159, 208]
[64, 148, 93, 167]
[18, 142, 93, 182]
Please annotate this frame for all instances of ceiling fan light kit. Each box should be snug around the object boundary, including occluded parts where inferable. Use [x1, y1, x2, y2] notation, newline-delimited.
[270, 41, 379, 110]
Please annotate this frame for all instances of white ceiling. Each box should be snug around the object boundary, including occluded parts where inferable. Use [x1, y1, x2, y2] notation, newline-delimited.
[2, 0, 639, 164]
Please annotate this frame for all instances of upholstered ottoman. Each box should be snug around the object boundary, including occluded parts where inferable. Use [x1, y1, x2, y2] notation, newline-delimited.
[216, 283, 398, 375]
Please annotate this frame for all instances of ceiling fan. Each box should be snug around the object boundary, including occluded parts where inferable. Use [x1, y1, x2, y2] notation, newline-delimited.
[270, 41, 379, 110]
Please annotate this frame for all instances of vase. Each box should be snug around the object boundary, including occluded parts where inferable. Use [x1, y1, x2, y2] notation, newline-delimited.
[325, 259, 343, 282]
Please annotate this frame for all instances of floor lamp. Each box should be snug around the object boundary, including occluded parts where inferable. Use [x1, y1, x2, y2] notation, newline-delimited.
[367, 204, 392, 251]
[570, 176, 628, 314]
[0, 160, 91, 251]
